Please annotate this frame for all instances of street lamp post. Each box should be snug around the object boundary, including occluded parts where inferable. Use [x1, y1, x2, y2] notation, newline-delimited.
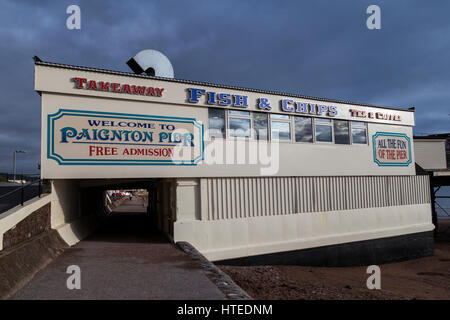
[13, 150, 26, 182]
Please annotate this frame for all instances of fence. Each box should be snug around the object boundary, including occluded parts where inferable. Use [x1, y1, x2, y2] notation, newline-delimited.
[0, 179, 51, 215]
[435, 191, 450, 218]
[202, 175, 431, 221]
[0, 173, 41, 183]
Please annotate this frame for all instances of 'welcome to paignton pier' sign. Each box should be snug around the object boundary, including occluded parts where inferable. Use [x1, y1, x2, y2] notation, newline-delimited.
[47, 109, 204, 166]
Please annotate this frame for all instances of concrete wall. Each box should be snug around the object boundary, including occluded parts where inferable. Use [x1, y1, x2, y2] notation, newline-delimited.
[0, 195, 52, 251]
[51, 180, 105, 245]
[173, 176, 434, 261]
[414, 139, 447, 170]
[0, 195, 69, 299]
[175, 204, 433, 261]
[51, 180, 80, 228]
[0, 179, 103, 251]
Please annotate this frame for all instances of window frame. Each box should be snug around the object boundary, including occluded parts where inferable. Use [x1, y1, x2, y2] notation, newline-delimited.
[333, 119, 351, 145]
[206, 107, 370, 147]
[208, 107, 226, 139]
[270, 114, 292, 142]
[314, 117, 334, 144]
[293, 115, 314, 144]
[227, 109, 253, 139]
[350, 121, 368, 145]
[252, 111, 269, 141]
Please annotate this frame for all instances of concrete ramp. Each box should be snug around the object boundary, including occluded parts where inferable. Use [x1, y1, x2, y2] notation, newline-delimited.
[11, 200, 227, 300]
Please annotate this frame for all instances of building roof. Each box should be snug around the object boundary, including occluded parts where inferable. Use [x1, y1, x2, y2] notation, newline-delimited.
[414, 133, 450, 140]
[34, 57, 414, 113]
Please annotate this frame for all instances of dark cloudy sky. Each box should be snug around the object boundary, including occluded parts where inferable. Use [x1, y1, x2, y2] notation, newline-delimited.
[0, 0, 449, 173]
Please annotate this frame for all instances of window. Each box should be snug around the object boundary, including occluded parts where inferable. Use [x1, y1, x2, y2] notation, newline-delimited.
[228, 110, 251, 138]
[229, 110, 250, 116]
[270, 114, 291, 141]
[270, 114, 290, 120]
[333, 120, 350, 144]
[294, 116, 313, 143]
[229, 118, 251, 138]
[253, 112, 268, 140]
[208, 108, 225, 138]
[315, 118, 332, 142]
[351, 121, 367, 144]
[208, 107, 368, 147]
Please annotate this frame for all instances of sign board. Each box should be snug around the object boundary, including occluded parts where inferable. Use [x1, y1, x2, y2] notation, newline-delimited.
[34, 63, 417, 178]
[47, 109, 204, 165]
[372, 132, 412, 166]
[34, 64, 417, 126]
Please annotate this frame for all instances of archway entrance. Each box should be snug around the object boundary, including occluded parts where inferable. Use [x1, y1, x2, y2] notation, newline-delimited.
[53, 178, 176, 244]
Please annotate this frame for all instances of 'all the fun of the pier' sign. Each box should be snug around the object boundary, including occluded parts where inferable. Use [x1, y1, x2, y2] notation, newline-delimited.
[372, 132, 411, 167]
[47, 109, 204, 165]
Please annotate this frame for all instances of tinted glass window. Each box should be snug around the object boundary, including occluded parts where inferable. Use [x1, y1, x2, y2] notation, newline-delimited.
[352, 128, 367, 144]
[229, 110, 250, 116]
[271, 114, 290, 120]
[253, 113, 268, 140]
[229, 118, 251, 138]
[208, 108, 225, 138]
[333, 120, 350, 144]
[315, 124, 332, 142]
[351, 121, 366, 127]
[271, 121, 291, 141]
[294, 116, 313, 143]
[315, 118, 332, 124]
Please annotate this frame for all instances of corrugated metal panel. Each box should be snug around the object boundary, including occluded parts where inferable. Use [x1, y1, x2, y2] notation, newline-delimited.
[202, 175, 431, 221]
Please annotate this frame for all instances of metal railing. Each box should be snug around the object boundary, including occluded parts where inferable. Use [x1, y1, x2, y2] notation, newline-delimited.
[435, 195, 450, 218]
[0, 172, 40, 183]
[0, 179, 51, 215]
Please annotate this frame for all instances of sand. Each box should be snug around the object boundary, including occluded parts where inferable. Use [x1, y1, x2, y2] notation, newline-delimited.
[220, 219, 450, 300]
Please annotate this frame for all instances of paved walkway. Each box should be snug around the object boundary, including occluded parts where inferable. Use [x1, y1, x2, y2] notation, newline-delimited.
[12, 198, 225, 300]
[113, 195, 147, 213]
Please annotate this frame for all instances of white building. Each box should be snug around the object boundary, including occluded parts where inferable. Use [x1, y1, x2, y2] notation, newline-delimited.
[414, 138, 447, 171]
[34, 59, 434, 266]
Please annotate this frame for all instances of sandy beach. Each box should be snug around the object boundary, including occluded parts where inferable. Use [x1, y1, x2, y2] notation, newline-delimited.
[220, 219, 450, 300]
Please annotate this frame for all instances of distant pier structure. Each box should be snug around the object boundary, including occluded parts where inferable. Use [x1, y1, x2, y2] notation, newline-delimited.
[414, 133, 450, 231]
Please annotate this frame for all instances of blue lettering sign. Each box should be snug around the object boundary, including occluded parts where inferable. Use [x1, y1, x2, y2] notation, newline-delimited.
[188, 88, 206, 103]
[281, 99, 294, 112]
[258, 98, 272, 110]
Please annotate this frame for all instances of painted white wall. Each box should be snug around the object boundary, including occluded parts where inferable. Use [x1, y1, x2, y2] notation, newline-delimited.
[35, 63, 416, 179]
[174, 176, 433, 260]
[51, 179, 102, 245]
[414, 139, 447, 170]
[39, 92, 415, 178]
[174, 203, 434, 261]
[176, 179, 200, 221]
[50, 179, 80, 228]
